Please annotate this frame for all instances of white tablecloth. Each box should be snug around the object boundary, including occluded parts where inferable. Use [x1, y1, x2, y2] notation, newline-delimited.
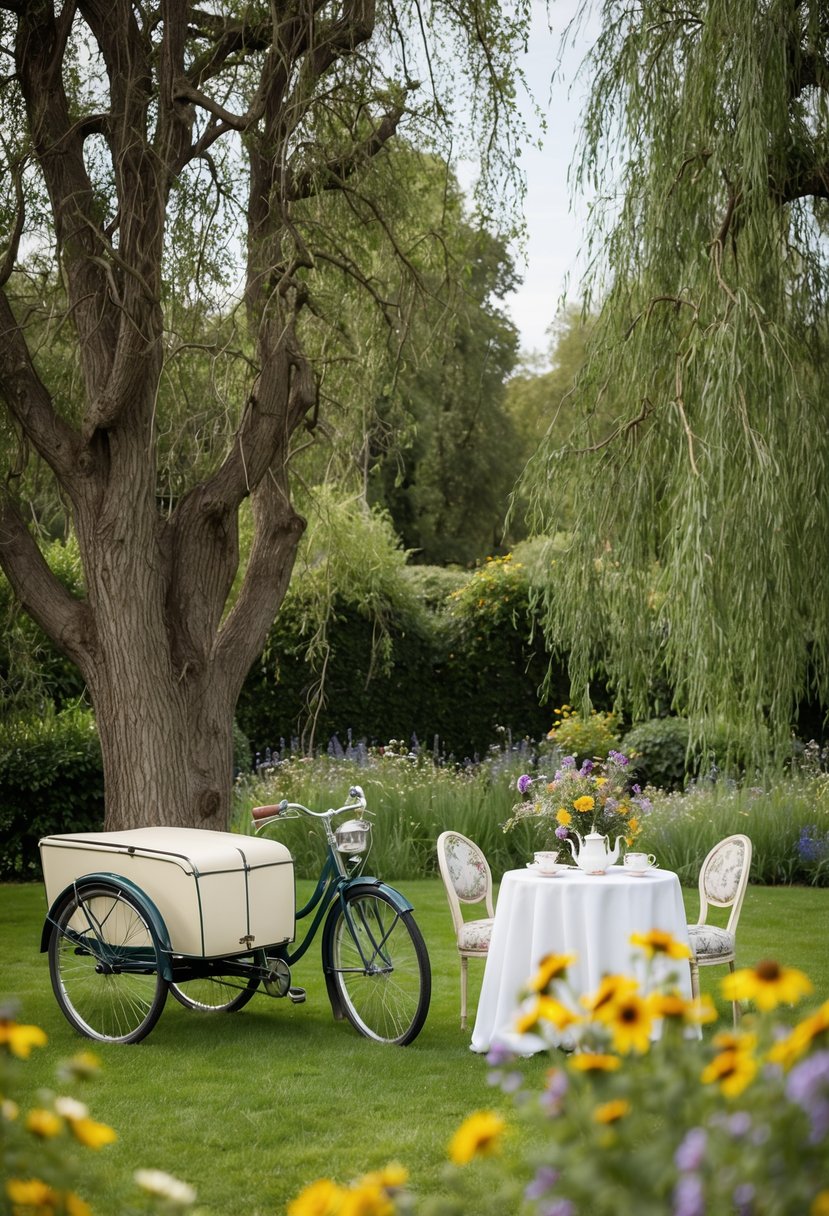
[470, 865, 693, 1054]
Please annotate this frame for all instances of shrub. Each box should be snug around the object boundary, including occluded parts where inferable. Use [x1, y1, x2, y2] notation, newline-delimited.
[0, 705, 104, 880]
[542, 706, 622, 764]
[622, 716, 691, 790]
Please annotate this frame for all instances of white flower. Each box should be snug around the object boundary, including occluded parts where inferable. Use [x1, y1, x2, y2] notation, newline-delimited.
[134, 1169, 197, 1207]
[54, 1096, 89, 1120]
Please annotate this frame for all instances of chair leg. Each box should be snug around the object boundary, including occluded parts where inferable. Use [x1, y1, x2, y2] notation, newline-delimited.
[729, 960, 740, 1027]
[460, 956, 468, 1031]
[690, 959, 699, 1001]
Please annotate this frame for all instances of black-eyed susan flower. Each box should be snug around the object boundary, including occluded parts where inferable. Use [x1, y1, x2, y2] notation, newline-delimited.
[721, 960, 813, 1011]
[448, 1110, 505, 1165]
[607, 992, 654, 1054]
[286, 1177, 346, 1216]
[340, 1182, 394, 1216]
[568, 1052, 621, 1073]
[358, 1164, 408, 1193]
[69, 1115, 117, 1150]
[0, 1019, 47, 1059]
[593, 1098, 631, 1124]
[581, 974, 640, 1021]
[811, 1191, 829, 1216]
[700, 1048, 759, 1097]
[25, 1108, 63, 1139]
[5, 1179, 59, 1209]
[630, 929, 691, 960]
[768, 1000, 829, 1069]
[527, 953, 577, 994]
[65, 1192, 94, 1216]
[648, 990, 717, 1025]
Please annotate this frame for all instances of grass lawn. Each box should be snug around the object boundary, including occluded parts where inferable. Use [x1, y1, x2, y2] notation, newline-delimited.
[2, 878, 827, 1214]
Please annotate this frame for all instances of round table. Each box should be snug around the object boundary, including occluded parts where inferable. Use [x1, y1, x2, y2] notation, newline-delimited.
[470, 864, 693, 1054]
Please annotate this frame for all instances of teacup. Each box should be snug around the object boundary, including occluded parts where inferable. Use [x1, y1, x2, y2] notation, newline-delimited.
[533, 850, 560, 874]
[624, 852, 656, 872]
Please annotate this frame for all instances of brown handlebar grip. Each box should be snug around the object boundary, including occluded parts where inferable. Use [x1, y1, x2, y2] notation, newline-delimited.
[252, 804, 282, 821]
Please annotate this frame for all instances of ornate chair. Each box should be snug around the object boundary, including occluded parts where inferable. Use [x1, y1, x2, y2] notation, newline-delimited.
[687, 833, 752, 1025]
[437, 831, 495, 1030]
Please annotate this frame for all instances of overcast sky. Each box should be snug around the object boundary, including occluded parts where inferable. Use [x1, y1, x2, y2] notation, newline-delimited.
[498, 1, 599, 361]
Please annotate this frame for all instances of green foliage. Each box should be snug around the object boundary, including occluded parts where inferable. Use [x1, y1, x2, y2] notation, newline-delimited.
[0, 539, 86, 712]
[0, 705, 103, 880]
[622, 717, 691, 791]
[521, 0, 829, 758]
[237, 552, 564, 758]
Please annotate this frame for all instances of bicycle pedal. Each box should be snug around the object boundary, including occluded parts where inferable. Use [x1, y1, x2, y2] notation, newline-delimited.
[288, 987, 306, 1004]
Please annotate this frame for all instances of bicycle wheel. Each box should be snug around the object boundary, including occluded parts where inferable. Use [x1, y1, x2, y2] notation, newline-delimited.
[169, 968, 259, 1013]
[48, 883, 167, 1044]
[324, 888, 431, 1045]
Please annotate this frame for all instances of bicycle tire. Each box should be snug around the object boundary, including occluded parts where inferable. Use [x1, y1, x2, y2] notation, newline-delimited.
[323, 888, 430, 1045]
[48, 883, 167, 1044]
[169, 970, 259, 1013]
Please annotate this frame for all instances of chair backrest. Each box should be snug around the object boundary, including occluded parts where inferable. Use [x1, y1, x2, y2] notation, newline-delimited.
[697, 833, 752, 935]
[437, 831, 494, 938]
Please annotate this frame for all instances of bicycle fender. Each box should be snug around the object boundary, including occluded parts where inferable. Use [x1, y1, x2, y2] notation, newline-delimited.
[320, 880, 415, 1021]
[41, 872, 175, 982]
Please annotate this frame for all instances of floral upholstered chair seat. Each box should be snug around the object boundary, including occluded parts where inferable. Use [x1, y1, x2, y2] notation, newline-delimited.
[688, 833, 752, 1026]
[687, 924, 734, 960]
[457, 918, 494, 953]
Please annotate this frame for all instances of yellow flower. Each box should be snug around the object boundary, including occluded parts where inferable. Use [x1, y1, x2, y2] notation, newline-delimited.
[25, 1108, 63, 1139]
[593, 1099, 631, 1124]
[527, 953, 577, 993]
[648, 991, 717, 1025]
[700, 1048, 758, 1097]
[721, 960, 813, 1011]
[573, 796, 595, 814]
[2, 1098, 20, 1121]
[0, 1020, 47, 1059]
[627, 817, 640, 834]
[448, 1111, 505, 1165]
[768, 999, 829, 1069]
[811, 1192, 829, 1216]
[569, 1052, 621, 1073]
[5, 1178, 58, 1210]
[581, 974, 639, 1020]
[340, 1184, 394, 1216]
[516, 996, 581, 1034]
[65, 1194, 94, 1216]
[70, 1117, 117, 1149]
[595, 777, 608, 787]
[607, 992, 654, 1055]
[358, 1164, 408, 1193]
[555, 808, 572, 826]
[287, 1178, 346, 1216]
[630, 929, 691, 960]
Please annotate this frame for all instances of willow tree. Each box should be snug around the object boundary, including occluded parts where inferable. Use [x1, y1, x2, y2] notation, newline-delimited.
[0, 0, 531, 830]
[522, 0, 829, 753]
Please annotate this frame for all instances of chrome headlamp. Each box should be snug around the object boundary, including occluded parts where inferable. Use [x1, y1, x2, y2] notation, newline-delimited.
[335, 819, 372, 855]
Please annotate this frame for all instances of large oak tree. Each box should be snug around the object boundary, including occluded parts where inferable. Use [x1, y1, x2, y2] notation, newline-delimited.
[0, 0, 530, 828]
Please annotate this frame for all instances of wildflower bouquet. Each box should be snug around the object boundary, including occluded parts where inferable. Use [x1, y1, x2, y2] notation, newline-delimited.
[503, 752, 652, 855]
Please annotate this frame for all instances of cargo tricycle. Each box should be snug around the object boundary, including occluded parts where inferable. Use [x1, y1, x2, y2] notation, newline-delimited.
[39, 786, 430, 1046]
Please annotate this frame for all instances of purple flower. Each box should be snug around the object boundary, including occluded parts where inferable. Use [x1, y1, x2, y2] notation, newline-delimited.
[524, 1167, 560, 1201]
[579, 758, 594, 775]
[786, 1050, 829, 1142]
[555, 825, 569, 840]
[540, 1067, 569, 1115]
[608, 749, 629, 767]
[672, 1174, 705, 1216]
[517, 774, 534, 795]
[540, 1201, 574, 1216]
[486, 1042, 515, 1067]
[733, 1183, 756, 1215]
[561, 755, 577, 770]
[632, 783, 642, 794]
[674, 1128, 707, 1172]
[725, 1112, 752, 1139]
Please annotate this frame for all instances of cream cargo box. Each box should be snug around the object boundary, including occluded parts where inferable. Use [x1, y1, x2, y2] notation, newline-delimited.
[39, 827, 295, 959]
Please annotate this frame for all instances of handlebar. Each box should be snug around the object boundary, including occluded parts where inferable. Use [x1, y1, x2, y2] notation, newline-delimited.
[251, 785, 367, 827]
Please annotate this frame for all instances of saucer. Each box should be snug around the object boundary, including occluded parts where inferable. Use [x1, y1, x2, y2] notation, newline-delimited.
[526, 862, 563, 877]
[625, 867, 658, 877]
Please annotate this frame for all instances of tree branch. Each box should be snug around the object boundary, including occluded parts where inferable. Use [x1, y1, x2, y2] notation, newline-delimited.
[0, 494, 96, 674]
[287, 101, 409, 200]
[0, 148, 25, 288]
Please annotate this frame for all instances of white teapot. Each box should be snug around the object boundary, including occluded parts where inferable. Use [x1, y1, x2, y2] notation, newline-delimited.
[564, 829, 623, 874]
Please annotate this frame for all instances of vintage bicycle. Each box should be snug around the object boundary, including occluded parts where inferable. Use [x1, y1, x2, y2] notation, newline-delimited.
[39, 785, 431, 1046]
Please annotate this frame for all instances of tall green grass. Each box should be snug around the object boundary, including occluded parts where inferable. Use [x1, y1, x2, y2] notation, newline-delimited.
[234, 753, 829, 885]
